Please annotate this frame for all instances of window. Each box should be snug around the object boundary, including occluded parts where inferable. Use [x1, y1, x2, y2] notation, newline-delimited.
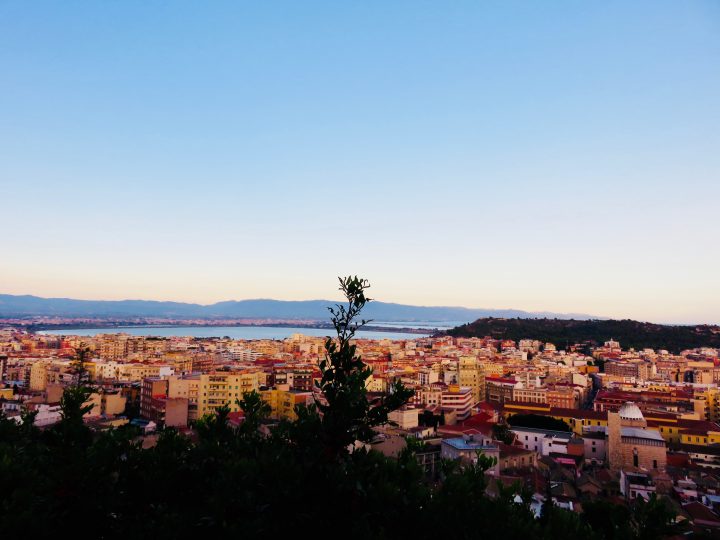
[653, 459, 657, 469]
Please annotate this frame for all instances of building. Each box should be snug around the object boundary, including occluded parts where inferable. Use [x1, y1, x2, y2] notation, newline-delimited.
[605, 360, 650, 380]
[141, 378, 169, 424]
[388, 406, 420, 430]
[441, 385, 474, 422]
[498, 443, 537, 471]
[582, 431, 607, 465]
[196, 371, 260, 417]
[458, 357, 485, 404]
[607, 402, 667, 471]
[485, 377, 516, 405]
[620, 470, 656, 501]
[440, 432, 500, 474]
[510, 426, 575, 457]
[261, 384, 312, 421]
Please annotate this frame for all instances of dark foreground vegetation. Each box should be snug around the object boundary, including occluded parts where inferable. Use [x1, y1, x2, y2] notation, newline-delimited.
[507, 413, 572, 432]
[0, 278, 681, 539]
[446, 317, 720, 353]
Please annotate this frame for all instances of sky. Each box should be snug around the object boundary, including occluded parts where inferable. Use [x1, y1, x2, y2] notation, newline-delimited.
[1, 1, 719, 324]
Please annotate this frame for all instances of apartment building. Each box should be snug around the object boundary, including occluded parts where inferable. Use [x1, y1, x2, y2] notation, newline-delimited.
[441, 385, 473, 422]
[196, 371, 260, 417]
[458, 356, 485, 404]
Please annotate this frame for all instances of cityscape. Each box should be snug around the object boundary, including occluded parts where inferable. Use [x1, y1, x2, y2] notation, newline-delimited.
[2, 1, 718, 538]
[2, 300, 720, 535]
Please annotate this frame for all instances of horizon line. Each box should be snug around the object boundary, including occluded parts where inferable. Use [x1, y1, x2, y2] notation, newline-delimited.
[5, 291, 714, 326]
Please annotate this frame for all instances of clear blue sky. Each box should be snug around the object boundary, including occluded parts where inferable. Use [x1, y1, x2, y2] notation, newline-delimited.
[1, 1, 719, 324]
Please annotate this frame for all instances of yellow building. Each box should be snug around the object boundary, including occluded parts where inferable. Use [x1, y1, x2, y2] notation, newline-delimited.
[695, 388, 720, 423]
[85, 393, 103, 417]
[480, 361, 505, 377]
[162, 352, 193, 374]
[29, 361, 48, 391]
[102, 392, 127, 415]
[196, 371, 260, 417]
[458, 357, 486, 404]
[83, 361, 99, 382]
[679, 427, 720, 446]
[503, 402, 608, 435]
[261, 385, 312, 421]
[503, 400, 720, 447]
[115, 363, 171, 382]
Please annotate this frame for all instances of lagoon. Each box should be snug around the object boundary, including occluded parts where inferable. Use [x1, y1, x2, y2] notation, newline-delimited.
[40, 325, 432, 340]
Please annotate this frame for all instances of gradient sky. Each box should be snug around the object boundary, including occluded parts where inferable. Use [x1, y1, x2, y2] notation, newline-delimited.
[1, 1, 719, 324]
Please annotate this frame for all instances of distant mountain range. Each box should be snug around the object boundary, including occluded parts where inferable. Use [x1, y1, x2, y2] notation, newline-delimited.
[0, 294, 601, 322]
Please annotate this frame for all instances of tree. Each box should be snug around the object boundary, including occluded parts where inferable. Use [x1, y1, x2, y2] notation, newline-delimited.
[508, 413, 571, 432]
[236, 390, 270, 435]
[73, 343, 92, 385]
[55, 345, 95, 446]
[629, 494, 684, 540]
[493, 422, 516, 445]
[315, 276, 414, 457]
[419, 409, 440, 428]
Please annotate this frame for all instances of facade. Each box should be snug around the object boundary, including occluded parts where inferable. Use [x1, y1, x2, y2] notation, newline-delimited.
[620, 470, 656, 501]
[485, 377, 515, 405]
[498, 443, 537, 471]
[607, 402, 667, 471]
[388, 407, 420, 430]
[141, 378, 168, 421]
[441, 385, 473, 421]
[196, 371, 260, 417]
[510, 426, 575, 457]
[261, 385, 312, 421]
[605, 360, 651, 380]
[547, 386, 577, 409]
[582, 431, 607, 465]
[458, 357, 485, 404]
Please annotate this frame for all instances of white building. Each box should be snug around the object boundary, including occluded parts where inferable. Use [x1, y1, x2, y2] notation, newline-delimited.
[510, 426, 575, 456]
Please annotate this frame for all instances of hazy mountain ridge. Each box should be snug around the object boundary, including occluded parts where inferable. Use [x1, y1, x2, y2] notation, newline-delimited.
[0, 294, 600, 322]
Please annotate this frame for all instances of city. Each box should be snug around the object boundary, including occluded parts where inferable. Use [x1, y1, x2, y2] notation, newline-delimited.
[2, 1, 717, 537]
[3, 309, 720, 534]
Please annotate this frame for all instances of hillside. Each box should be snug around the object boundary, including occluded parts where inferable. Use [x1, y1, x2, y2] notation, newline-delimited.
[446, 318, 720, 353]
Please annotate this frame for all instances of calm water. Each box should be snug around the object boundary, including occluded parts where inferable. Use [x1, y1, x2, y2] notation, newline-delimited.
[40, 325, 431, 340]
[372, 320, 468, 330]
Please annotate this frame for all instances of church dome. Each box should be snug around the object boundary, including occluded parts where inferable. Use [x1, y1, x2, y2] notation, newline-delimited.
[618, 402, 644, 421]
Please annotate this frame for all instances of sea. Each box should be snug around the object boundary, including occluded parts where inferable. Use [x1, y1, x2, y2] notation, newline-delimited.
[38, 321, 468, 341]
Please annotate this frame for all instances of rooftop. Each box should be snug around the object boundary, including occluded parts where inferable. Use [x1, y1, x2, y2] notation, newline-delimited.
[442, 437, 497, 452]
[621, 427, 664, 442]
[509, 425, 574, 439]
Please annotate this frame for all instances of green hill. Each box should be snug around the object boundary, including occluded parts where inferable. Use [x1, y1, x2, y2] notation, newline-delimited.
[445, 318, 720, 353]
